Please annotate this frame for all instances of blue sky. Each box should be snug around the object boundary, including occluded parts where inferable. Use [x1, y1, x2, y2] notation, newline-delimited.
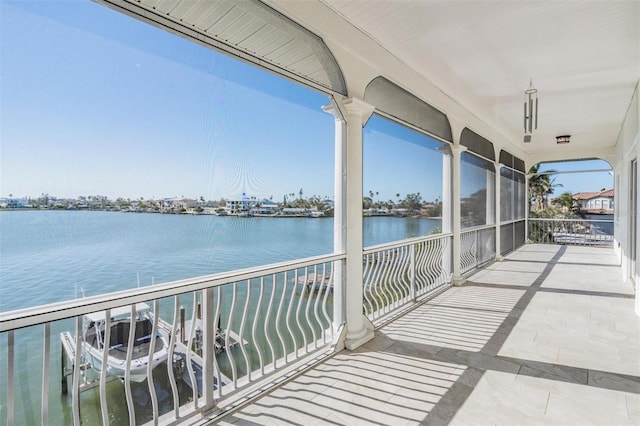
[1, 1, 335, 201]
[364, 115, 445, 203]
[537, 159, 614, 196]
[1, 1, 613, 203]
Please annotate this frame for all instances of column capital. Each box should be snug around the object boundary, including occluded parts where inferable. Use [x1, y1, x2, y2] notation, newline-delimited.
[449, 144, 468, 156]
[340, 97, 375, 124]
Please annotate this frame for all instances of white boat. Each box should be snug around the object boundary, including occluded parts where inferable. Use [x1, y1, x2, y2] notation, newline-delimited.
[81, 303, 170, 382]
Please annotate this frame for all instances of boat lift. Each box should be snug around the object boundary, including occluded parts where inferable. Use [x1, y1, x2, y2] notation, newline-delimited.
[60, 329, 119, 394]
[60, 306, 246, 396]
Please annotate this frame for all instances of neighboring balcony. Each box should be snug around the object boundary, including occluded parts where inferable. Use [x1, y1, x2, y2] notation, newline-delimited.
[219, 244, 639, 425]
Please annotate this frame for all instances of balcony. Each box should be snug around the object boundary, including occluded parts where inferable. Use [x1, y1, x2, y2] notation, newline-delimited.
[218, 244, 639, 425]
[1, 240, 636, 425]
[1, 1, 638, 425]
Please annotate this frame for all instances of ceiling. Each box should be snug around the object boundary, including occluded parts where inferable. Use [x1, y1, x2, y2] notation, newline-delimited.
[288, 0, 640, 157]
[103, 0, 348, 94]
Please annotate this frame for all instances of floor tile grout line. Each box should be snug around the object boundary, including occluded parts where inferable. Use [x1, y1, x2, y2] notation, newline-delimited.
[544, 392, 551, 415]
[221, 246, 636, 425]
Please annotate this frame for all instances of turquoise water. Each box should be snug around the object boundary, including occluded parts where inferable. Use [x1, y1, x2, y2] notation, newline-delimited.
[0, 210, 440, 424]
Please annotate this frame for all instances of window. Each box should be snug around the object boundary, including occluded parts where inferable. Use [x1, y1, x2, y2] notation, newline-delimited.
[515, 171, 526, 219]
[500, 167, 525, 222]
[363, 114, 447, 245]
[461, 152, 495, 228]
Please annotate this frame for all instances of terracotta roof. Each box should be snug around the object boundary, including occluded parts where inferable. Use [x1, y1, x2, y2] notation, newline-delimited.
[573, 188, 614, 200]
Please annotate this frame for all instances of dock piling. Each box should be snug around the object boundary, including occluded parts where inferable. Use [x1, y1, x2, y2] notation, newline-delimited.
[180, 306, 186, 344]
[61, 344, 68, 394]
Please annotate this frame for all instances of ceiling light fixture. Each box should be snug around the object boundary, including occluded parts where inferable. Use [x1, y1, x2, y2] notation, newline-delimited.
[556, 135, 571, 144]
[523, 79, 538, 143]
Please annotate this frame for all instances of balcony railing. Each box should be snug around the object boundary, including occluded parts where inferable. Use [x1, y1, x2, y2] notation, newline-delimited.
[363, 233, 452, 325]
[2, 232, 460, 425]
[528, 218, 614, 246]
[460, 224, 496, 275]
[0, 253, 344, 425]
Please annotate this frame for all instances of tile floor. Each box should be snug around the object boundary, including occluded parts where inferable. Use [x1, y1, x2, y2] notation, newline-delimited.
[217, 244, 640, 425]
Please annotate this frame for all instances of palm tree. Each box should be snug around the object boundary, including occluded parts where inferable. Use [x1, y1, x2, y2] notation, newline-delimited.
[528, 164, 562, 212]
[553, 192, 581, 217]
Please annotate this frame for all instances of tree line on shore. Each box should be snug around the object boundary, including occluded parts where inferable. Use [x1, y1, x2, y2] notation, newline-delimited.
[3, 190, 443, 218]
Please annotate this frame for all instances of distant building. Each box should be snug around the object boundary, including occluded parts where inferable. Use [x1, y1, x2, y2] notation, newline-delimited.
[177, 199, 198, 211]
[321, 199, 334, 208]
[573, 189, 614, 214]
[250, 199, 278, 216]
[225, 196, 256, 215]
[158, 198, 178, 213]
[2, 198, 29, 208]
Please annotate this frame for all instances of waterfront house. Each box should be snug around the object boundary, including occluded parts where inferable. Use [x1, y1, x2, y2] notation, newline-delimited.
[1, 1, 638, 425]
[1, 198, 29, 209]
[225, 196, 256, 215]
[176, 198, 199, 213]
[250, 199, 279, 216]
[158, 198, 179, 214]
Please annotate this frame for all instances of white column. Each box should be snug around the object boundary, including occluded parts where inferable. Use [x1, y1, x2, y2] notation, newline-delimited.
[495, 163, 503, 261]
[440, 148, 453, 280]
[524, 171, 530, 245]
[322, 102, 346, 336]
[340, 97, 375, 350]
[451, 144, 467, 286]
[441, 150, 452, 234]
[486, 166, 495, 225]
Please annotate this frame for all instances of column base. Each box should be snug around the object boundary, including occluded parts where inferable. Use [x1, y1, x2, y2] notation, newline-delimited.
[495, 255, 504, 262]
[344, 316, 374, 350]
[452, 273, 466, 286]
[332, 323, 347, 352]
